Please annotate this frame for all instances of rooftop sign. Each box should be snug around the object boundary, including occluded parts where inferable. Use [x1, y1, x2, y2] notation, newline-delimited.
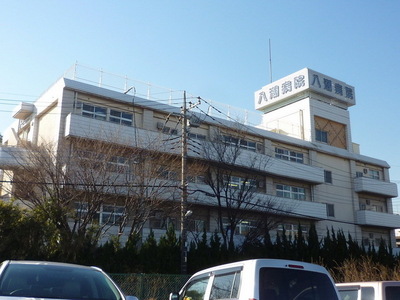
[255, 68, 356, 111]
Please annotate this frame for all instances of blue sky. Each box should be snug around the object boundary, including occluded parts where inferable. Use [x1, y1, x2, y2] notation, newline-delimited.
[1, 1, 400, 210]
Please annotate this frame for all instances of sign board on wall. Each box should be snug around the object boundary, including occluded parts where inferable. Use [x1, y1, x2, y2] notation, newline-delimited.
[254, 68, 356, 111]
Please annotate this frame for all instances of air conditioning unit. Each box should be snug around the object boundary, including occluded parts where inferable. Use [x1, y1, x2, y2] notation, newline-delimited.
[157, 122, 164, 129]
[170, 129, 178, 135]
[188, 115, 201, 128]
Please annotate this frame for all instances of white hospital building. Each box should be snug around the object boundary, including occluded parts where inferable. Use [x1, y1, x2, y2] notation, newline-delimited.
[0, 65, 398, 248]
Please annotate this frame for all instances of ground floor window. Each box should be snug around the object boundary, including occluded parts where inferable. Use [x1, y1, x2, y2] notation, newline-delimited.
[277, 223, 309, 240]
[75, 202, 125, 225]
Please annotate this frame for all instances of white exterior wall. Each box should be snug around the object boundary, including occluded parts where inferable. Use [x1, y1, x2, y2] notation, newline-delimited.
[261, 97, 312, 140]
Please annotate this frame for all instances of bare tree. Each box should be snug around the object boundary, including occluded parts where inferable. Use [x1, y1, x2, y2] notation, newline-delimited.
[3, 133, 181, 260]
[201, 125, 286, 250]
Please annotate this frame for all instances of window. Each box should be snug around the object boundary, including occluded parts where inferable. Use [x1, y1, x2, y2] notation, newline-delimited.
[326, 204, 335, 217]
[108, 155, 130, 173]
[240, 139, 256, 151]
[182, 277, 209, 300]
[158, 166, 178, 180]
[100, 205, 125, 225]
[224, 176, 257, 190]
[82, 103, 107, 121]
[315, 129, 328, 143]
[276, 184, 305, 200]
[223, 135, 256, 152]
[210, 271, 241, 300]
[188, 219, 206, 232]
[109, 109, 133, 126]
[188, 175, 206, 184]
[385, 286, 400, 299]
[222, 218, 257, 236]
[188, 132, 207, 141]
[361, 287, 375, 300]
[149, 210, 177, 229]
[370, 169, 380, 180]
[80, 102, 133, 126]
[259, 267, 338, 300]
[275, 147, 304, 163]
[236, 220, 257, 235]
[324, 170, 332, 183]
[75, 203, 125, 226]
[277, 224, 309, 240]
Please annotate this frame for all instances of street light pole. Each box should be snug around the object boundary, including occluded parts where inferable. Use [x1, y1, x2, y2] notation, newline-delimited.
[180, 91, 188, 274]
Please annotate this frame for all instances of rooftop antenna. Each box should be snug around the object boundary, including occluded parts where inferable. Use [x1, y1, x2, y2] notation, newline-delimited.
[269, 38, 273, 83]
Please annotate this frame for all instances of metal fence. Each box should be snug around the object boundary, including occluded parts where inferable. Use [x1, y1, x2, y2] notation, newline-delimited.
[110, 273, 190, 300]
[63, 62, 263, 127]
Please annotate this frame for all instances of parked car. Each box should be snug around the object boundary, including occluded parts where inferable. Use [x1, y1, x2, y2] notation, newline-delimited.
[336, 281, 400, 300]
[0, 260, 138, 300]
[170, 259, 340, 300]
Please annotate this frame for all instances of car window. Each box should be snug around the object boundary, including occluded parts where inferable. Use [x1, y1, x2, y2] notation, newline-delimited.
[210, 271, 241, 300]
[259, 267, 338, 300]
[360, 287, 374, 300]
[0, 263, 122, 300]
[181, 277, 209, 300]
[385, 286, 400, 300]
[337, 289, 359, 300]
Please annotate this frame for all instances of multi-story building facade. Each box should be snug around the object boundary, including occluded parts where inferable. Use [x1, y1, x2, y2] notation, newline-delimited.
[0, 65, 398, 248]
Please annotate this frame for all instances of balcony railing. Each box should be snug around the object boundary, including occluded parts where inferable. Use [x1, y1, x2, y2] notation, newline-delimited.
[356, 209, 400, 228]
[354, 176, 398, 198]
[0, 146, 29, 169]
[190, 183, 327, 220]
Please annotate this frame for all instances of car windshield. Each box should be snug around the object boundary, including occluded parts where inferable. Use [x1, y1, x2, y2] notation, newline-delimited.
[0, 263, 123, 300]
[259, 267, 339, 300]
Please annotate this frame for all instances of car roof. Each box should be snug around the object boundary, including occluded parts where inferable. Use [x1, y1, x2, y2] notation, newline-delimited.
[2, 260, 100, 271]
[189, 259, 329, 278]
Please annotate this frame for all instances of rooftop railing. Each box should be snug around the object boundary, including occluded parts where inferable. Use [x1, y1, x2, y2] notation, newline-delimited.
[63, 63, 263, 127]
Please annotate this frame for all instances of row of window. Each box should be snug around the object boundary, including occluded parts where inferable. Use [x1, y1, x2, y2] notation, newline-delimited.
[75, 203, 125, 225]
[275, 147, 304, 163]
[222, 135, 257, 152]
[276, 184, 305, 200]
[79, 102, 133, 126]
[224, 175, 258, 190]
[356, 169, 380, 180]
[75, 150, 309, 200]
[76, 102, 339, 168]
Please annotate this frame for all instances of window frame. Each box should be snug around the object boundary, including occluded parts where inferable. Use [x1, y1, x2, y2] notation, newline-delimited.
[109, 109, 133, 126]
[276, 184, 305, 200]
[82, 103, 107, 121]
[315, 128, 328, 143]
[326, 203, 335, 217]
[324, 170, 333, 184]
[275, 147, 304, 163]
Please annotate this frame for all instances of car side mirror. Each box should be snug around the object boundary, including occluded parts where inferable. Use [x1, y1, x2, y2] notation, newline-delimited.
[169, 292, 179, 300]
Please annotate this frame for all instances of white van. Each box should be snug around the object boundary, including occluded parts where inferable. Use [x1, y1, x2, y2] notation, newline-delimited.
[336, 281, 400, 300]
[170, 259, 340, 300]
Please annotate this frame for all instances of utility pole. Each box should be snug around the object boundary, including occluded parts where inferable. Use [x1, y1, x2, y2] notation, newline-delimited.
[180, 91, 188, 274]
